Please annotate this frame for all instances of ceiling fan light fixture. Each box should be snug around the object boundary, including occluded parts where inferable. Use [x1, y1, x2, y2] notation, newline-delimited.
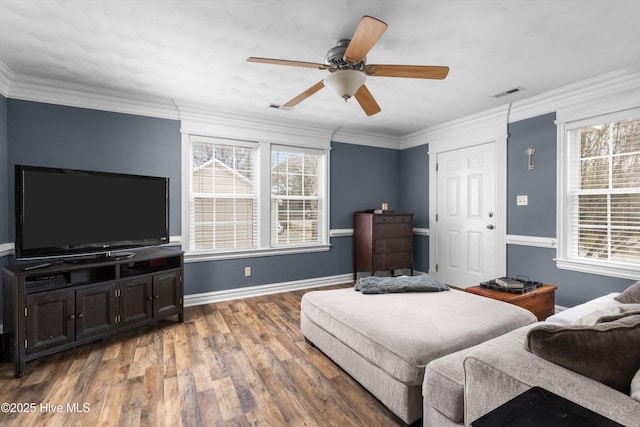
[324, 70, 366, 101]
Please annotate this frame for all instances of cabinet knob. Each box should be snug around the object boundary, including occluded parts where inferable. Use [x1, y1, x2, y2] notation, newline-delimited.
[77, 313, 84, 318]
[69, 314, 75, 320]
[147, 296, 154, 300]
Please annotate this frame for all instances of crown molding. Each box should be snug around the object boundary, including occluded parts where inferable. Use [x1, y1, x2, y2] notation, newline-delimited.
[0, 61, 13, 97]
[178, 103, 334, 149]
[400, 128, 429, 150]
[426, 104, 510, 154]
[508, 63, 640, 123]
[6, 72, 180, 120]
[330, 128, 402, 149]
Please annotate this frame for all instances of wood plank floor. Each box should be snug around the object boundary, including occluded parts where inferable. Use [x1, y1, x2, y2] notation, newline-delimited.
[0, 284, 406, 426]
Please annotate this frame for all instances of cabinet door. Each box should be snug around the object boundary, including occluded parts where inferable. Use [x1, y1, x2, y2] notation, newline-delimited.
[25, 291, 75, 354]
[119, 277, 153, 327]
[76, 283, 117, 340]
[153, 271, 181, 319]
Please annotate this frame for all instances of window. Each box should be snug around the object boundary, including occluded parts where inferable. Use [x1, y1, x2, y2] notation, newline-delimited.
[184, 135, 329, 260]
[271, 146, 322, 247]
[558, 111, 640, 278]
[190, 138, 258, 251]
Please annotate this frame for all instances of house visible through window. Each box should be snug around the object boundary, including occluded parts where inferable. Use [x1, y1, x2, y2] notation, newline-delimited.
[185, 135, 329, 259]
[190, 139, 258, 251]
[559, 113, 640, 278]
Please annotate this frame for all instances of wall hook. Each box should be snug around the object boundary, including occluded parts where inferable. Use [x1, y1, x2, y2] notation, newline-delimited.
[525, 146, 536, 171]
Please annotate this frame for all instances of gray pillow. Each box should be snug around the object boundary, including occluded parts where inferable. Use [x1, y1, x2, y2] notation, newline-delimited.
[525, 314, 640, 393]
[574, 304, 640, 325]
[615, 280, 640, 303]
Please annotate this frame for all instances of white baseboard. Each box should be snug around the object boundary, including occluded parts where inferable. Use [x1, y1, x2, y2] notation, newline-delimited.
[0, 242, 14, 257]
[184, 273, 353, 307]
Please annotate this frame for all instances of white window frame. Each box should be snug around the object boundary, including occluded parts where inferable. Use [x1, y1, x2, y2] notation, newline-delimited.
[182, 133, 330, 262]
[556, 107, 640, 279]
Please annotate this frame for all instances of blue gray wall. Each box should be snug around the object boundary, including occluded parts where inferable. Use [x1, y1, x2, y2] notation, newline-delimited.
[6, 100, 182, 237]
[1, 98, 634, 308]
[0, 95, 7, 322]
[0, 103, 402, 297]
[400, 144, 429, 273]
[0, 95, 7, 244]
[507, 113, 634, 306]
[330, 142, 401, 229]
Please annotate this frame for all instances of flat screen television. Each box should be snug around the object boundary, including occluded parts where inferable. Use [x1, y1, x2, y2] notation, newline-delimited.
[15, 165, 170, 261]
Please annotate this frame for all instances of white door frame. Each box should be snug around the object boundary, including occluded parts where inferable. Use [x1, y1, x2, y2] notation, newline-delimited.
[427, 106, 509, 284]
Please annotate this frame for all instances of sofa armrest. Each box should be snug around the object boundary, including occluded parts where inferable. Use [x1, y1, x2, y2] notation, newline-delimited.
[463, 327, 640, 427]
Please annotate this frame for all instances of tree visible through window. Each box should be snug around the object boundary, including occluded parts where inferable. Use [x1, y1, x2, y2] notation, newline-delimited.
[271, 147, 321, 246]
[572, 117, 640, 263]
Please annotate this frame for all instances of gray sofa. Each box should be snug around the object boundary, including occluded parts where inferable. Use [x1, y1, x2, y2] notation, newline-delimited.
[300, 287, 536, 424]
[423, 292, 640, 426]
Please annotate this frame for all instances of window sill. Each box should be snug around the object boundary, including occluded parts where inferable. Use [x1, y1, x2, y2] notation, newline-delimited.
[555, 257, 640, 280]
[185, 244, 332, 263]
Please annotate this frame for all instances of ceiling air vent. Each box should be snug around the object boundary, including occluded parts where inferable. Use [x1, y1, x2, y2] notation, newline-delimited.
[492, 87, 523, 98]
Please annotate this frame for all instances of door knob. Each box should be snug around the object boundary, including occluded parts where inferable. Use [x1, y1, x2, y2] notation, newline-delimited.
[486, 224, 495, 230]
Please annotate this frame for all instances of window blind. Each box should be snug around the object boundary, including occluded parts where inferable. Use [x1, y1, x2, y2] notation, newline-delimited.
[270, 146, 323, 247]
[569, 117, 640, 263]
[190, 139, 258, 251]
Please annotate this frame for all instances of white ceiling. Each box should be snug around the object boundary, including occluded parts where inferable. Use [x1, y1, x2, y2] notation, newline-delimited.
[1, 0, 640, 138]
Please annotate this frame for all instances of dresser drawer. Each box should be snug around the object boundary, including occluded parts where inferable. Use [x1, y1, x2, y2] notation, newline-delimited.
[373, 252, 412, 270]
[394, 215, 412, 223]
[374, 237, 412, 253]
[374, 223, 413, 238]
[373, 214, 413, 224]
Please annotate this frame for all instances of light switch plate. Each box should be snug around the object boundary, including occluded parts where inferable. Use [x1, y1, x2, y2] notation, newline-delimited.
[517, 195, 528, 206]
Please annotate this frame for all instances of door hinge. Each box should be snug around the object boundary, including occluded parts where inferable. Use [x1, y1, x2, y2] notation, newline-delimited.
[436, 214, 439, 222]
[436, 162, 439, 172]
[435, 264, 439, 272]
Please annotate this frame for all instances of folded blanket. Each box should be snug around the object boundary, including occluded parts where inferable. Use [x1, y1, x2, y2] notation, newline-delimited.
[354, 275, 449, 294]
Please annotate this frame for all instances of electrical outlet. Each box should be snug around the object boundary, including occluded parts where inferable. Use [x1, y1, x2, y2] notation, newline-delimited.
[516, 195, 528, 206]
[244, 266, 251, 277]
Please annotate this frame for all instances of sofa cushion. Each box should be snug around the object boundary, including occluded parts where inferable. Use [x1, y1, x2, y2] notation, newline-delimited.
[546, 293, 623, 325]
[423, 346, 473, 422]
[525, 314, 640, 393]
[632, 370, 640, 402]
[615, 280, 640, 304]
[574, 303, 640, 325]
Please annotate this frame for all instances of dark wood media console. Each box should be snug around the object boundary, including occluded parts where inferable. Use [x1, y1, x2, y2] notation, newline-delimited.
[2, 247, 184, 378]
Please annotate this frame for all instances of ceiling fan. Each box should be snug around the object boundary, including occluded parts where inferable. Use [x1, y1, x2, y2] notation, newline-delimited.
[247, 15, 449, 116]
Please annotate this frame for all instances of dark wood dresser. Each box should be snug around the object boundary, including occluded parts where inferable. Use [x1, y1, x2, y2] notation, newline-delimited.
[353, 211, 414, 280]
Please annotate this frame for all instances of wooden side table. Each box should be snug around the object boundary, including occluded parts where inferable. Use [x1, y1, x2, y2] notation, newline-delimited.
[465, 284, 557, 321]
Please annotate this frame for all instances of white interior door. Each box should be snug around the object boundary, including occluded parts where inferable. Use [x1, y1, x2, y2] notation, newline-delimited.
[436, 142, 497, 287]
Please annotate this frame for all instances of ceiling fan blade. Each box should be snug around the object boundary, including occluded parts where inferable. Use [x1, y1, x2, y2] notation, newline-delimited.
[366, 64, 450, 79]
[247, 57, 329, 70]
[354, 84, 381, 116]
[282, 81, 325, 107]
[343, 16, 388, 64]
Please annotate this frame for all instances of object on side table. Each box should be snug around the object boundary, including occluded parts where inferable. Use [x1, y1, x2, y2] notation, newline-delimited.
[472, 386, 623, 426]
[480, 276, 542, 294]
